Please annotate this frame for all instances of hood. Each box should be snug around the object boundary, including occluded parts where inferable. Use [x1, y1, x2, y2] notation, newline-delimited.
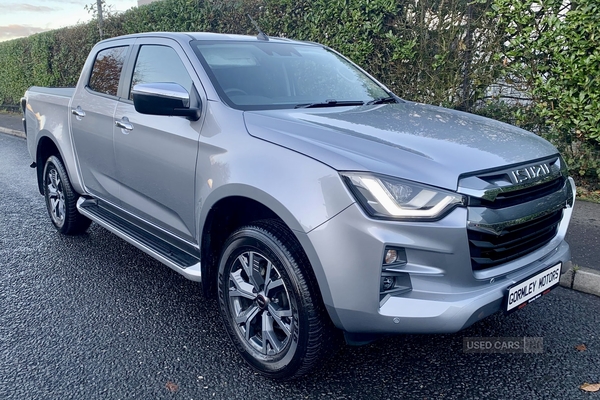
[243, 102, 558, 190]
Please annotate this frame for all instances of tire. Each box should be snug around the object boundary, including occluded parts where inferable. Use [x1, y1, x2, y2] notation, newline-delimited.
[217, 220, 337, 380]
[43, 155, 91, 235]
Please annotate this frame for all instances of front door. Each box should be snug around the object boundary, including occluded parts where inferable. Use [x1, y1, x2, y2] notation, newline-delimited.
[113, 40, 203, 243]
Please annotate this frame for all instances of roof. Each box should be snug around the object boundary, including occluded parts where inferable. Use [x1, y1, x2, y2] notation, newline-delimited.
[98, 31, 314, 46]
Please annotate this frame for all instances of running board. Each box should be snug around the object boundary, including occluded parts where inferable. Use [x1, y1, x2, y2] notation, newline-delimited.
[77, 197, 202, 282]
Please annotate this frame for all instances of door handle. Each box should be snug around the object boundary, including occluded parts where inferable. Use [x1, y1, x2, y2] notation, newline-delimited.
[71, 106, 85, 119]
[115, 118, 133, 132]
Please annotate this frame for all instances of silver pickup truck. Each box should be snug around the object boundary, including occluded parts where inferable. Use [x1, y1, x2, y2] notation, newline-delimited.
[22, 32, 575, 379]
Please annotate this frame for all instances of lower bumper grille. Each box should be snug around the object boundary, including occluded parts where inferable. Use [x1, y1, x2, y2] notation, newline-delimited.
[468, 209, 563, 270]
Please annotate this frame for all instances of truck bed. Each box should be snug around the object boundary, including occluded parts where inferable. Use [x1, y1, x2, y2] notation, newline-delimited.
[23, 86, 77, 189]
[27, 86, 75, 98]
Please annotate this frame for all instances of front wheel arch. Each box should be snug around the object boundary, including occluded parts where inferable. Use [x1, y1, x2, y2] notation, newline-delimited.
[200, 196, 285, 299]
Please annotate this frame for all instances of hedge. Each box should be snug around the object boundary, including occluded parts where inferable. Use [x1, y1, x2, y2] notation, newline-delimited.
[0, 0, 597, 184]
[0, 0, 502, 109]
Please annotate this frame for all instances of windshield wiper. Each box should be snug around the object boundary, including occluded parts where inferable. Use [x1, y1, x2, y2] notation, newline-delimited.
[364, 96, 398, 105]
[294, 100, 365, 109]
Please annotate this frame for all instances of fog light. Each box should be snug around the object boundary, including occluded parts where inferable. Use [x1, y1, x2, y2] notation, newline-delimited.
[382, 276, 395, 291]
[384, 249, 398, 264]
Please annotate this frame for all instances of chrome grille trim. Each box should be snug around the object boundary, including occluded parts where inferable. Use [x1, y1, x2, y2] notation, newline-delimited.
[458, 156, 566, 202]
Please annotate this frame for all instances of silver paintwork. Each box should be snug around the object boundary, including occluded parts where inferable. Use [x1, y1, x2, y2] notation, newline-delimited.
[24, 87, 86, 194]
[304, 181, 574, 333]
[24, 32, 576, 335]
[243, 103, 558, 191]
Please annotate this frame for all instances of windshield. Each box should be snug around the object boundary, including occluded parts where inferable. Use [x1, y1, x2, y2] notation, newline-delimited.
[191, 41, 390, 111]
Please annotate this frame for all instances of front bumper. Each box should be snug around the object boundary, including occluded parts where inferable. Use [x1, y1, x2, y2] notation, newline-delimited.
[305, 188, 574, 335]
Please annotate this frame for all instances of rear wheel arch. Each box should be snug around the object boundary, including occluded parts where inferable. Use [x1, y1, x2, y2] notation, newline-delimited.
[35, 136, 61, 195]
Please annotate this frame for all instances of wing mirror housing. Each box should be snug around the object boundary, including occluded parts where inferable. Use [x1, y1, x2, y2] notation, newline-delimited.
[132, 82, 201, 121]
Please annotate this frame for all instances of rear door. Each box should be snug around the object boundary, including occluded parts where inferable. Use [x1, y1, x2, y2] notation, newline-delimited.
[113, 38, 205, 243]
[70, 41, 133, 204]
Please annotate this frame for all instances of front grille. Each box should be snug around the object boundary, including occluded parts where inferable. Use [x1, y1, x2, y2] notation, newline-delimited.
[468, 209, 563, 270]
[471, 176, 565, 209]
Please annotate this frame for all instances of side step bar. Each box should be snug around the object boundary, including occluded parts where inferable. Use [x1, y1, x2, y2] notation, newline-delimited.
[77, 197, 202, 282]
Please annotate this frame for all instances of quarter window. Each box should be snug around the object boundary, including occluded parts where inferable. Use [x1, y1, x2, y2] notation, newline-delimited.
[88, 46, 128, 97]
[130, 45, 193, 99]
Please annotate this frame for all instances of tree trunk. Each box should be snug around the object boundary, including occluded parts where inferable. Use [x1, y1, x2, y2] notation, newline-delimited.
[97, 0, 104, 39]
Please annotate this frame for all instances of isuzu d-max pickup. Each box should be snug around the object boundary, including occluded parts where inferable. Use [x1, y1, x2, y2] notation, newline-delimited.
[22, 32, 575, 379]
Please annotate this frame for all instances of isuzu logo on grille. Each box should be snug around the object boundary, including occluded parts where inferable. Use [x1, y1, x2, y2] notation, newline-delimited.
[510, 163, 550, 184]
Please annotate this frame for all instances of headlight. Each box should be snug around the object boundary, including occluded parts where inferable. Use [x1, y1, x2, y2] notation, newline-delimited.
[341, 172, 465, 221]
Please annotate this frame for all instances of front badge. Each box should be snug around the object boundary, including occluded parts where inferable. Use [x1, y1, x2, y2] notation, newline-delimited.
[510, 163, 550, 184]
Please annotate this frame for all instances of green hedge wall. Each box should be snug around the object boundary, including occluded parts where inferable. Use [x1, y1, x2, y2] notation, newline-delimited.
[0, 0, 597, 183]
[0, 23, 98, 104]
[0, 0, 501, 109]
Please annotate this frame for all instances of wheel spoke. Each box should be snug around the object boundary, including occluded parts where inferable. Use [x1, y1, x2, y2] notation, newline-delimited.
[263, 260, 273, 292]
[52, 198, 61, 220]
[238, 252, 267, 291]
[50, 198, 59, 213]
[262, 312, 283, 354]
[249, 252, 265, 290]
[46, 183, 57, 198]
[238, 253, 251, 276]
[49, 170, 57, 187]
[229, 269, 256, 300]
[268, 304, 292, 336]
[57, 198, 65, 219]
[238, 253, 260, 290]
[235, 304, 260, 327]
[49, 170, 61, 191]
[265, 277, 284, 296]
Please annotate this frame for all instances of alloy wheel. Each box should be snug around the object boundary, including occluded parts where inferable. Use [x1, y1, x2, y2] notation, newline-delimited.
[46, 166, 66, 227]
[227, 250, 294, 356]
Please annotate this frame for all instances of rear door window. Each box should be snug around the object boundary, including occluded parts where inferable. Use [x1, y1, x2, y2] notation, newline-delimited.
[88, 46, 128, 97]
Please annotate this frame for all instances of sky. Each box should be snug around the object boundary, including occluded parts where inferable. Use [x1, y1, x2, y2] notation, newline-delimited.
[0, 0, 138, 42]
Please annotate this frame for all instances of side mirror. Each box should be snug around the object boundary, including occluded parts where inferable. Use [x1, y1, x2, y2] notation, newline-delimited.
[131, 82, 201, 121]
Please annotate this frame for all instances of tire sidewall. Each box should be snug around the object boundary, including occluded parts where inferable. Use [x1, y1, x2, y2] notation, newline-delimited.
[217, 228, 309, 377]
